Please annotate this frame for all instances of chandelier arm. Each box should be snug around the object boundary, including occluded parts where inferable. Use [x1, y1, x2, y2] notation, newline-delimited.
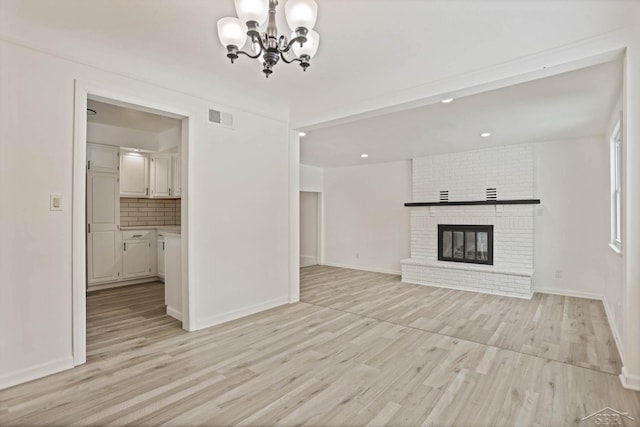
[279, 52, 302, 64]
[281, 36, 308, 54]
[236, 49, 262, 60]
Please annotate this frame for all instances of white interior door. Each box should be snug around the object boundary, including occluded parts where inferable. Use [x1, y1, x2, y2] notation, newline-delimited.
[300, 191, 319, 267]
[87, 172, 120, 284]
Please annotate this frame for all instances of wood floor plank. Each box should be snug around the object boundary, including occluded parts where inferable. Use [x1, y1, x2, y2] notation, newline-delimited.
[1, 268, 638, 426]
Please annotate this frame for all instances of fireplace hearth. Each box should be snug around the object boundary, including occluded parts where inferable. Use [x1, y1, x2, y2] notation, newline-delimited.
[438, 224, 493, 265]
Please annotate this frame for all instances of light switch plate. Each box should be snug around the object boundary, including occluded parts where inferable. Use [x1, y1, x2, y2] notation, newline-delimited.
[50, 193, 62, 211]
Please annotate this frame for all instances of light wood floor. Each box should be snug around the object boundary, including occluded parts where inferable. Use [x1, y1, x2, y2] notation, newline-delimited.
[1, 267, 638, 426]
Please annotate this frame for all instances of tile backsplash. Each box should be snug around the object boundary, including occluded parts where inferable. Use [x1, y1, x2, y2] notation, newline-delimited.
[120, 198, 181, 227]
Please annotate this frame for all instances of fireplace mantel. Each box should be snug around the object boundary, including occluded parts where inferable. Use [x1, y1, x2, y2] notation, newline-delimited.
[404, 199, 540, 207]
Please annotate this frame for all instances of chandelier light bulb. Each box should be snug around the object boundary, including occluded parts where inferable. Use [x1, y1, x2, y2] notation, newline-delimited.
[217, 17, 247, 48]
[234, 0, 269, 25]
[291, 30, 319, 58]
[285, 0, 318, 31]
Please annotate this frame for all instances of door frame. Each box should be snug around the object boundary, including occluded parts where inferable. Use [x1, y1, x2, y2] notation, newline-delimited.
[72, 80, 194, 366]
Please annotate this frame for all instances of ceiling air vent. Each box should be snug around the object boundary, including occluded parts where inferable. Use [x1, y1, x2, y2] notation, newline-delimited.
[486, 188, 497, 201]
[439, 190, 449, 202]
[208, 108, 234, 129]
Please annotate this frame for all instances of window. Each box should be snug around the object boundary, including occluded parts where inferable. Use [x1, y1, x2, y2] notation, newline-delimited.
[610, 122, 622, 252]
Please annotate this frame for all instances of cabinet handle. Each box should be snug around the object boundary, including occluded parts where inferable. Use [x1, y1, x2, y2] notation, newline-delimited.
[146, 188, 149, 196]
[163, 242, 165, 250]
[123, 243, 127, 251]
[169, 188, 171, 196]
[87, 224, 91, 233]
[133, 234, 143, 238]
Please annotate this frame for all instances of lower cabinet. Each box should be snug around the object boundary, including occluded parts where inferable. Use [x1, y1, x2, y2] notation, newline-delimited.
[122, 230, 156, 280]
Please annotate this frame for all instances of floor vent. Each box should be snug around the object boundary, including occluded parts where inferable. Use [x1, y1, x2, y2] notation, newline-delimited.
[208, 108, 234, 129]
[439, 190, 449, 202]
[486, 188, 497, 201]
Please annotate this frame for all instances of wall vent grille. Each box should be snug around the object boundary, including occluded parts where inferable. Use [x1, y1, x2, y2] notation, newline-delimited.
[486, 188, 497, 201]
[439, 191, 449, 202]
[208, 108, 234, 129]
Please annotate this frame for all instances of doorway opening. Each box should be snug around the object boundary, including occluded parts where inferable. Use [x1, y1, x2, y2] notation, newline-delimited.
[73, 82, 192, 366]
[300, 191, 321, 267]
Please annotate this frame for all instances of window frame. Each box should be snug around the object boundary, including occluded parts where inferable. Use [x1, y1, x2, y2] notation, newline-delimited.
[610, 121, 622, 254]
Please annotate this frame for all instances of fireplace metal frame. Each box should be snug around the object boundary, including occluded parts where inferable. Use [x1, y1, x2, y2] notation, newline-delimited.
[438, 224, 494, 265]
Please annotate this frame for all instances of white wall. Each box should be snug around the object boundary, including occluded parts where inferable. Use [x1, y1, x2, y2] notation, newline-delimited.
[87, 122, 160, 151]
[300, 192, 319, 267]
[323, 160, 411, 275]
[0, 40, 291, 389]
[534, 138, 613, 292]
[300, 164, 323, 192]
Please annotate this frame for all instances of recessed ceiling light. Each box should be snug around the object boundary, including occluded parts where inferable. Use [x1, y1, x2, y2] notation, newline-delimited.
[299, 132, 306, 137]
[133, 149, 140, 152]
[441, 98, 454, 104]
[361, 153, 369, 158]
[480, 132, 492, 138]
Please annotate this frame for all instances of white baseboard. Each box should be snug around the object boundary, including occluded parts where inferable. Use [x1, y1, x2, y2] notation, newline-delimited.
[87, 277, 162, 292]
[300, 255, 318, 268]
[0, 356, 74, 391]
[536, 287, 627, 383]
[195, 296, 290, 330]
[166, 306, 182, 321]
[322, 262, 401, 276]
[620, 367, 640, 391]
[534, 287, 603, 301]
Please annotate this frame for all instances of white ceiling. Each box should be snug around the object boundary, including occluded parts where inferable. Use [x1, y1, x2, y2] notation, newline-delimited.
[87, 99, 181, 133]
[1, 0, 636, 129]
[301, 60, 622, 168]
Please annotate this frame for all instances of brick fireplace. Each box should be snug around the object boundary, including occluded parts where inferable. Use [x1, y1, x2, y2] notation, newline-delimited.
[401, 145, 537, 299]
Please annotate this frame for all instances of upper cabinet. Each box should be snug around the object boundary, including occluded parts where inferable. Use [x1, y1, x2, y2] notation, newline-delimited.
[173, 154, 182, 198]
[120, 151, 149, 198]
[150, 155, 173, 198]
[87, 143, 119, 174]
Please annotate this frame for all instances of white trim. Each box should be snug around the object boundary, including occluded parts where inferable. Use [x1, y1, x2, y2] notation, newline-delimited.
[0, 356, 74, 391]
[620, 367, 640, 391]
[86, 277, 162, 292]
[167, 306, 183, 321]
[289, 132, 301, 304]
[609, 242, 623, 255]
[300, 255, 318, 267]
[196, 296, 290, 330]
[72, 81, 88, 366]
[73, 80, 196, 368]
[535, 287, 605, 301]
[322, 262, 401, 276]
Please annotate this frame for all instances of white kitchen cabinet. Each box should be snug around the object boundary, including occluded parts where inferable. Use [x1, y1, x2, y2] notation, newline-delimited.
[157, 234, 165, 280]
[87, 143, 119, 174]
[150, 155, 172, 198]
[172, 154, 181, 198]
[122, 230, 156, 279]
[120, 151, 149, 197]
[87, 171, 121, 285]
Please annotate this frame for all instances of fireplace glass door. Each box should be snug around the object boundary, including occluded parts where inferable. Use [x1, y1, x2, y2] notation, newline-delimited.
[438, 225, 493, 265]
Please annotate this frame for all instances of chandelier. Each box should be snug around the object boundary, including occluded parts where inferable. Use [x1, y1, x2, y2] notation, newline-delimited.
[217, 0, 319, 78]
